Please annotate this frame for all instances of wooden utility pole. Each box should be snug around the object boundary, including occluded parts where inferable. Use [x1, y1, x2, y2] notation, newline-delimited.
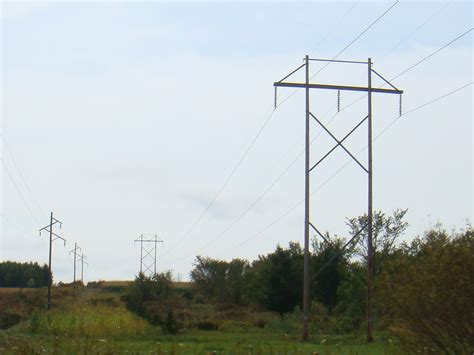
[39, 212, 65, 309]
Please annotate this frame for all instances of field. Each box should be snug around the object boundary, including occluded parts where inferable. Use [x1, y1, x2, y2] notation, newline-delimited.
[0, 284, 400, 354]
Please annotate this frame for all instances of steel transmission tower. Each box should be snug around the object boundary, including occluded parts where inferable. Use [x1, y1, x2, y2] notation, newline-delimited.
[134, 234, 164, 276]
[274, 55, 403, 341]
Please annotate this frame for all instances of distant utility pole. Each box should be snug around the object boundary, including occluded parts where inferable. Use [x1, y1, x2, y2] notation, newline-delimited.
[134, 234, 164, 276]
[78, 252, 87, 283]
[39, 212, 66, 310]
[69, 242, 81, 287]
[274, 56, 403, 342]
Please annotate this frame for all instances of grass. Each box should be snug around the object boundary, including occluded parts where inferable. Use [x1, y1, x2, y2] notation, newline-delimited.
[0, 330, 400, 354]
[0, 284, 401, 354]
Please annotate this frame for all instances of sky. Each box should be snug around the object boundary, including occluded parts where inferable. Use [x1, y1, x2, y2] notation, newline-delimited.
[1, 0, 472, 282]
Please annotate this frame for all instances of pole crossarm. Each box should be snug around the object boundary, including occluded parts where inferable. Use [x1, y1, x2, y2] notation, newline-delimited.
[274, 82, 403, 95]
[39, 219, 62, 232]
[309, 112, 368, 173]
[40, 228, 66, 244]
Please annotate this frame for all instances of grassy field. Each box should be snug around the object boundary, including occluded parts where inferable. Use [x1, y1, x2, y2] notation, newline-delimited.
[0, 284, 400, 354]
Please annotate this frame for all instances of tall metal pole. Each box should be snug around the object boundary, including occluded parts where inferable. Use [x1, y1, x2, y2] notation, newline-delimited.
[367, 57, 374, 342]
[302, 54, 311, 341]
[47, 212, 53, 310]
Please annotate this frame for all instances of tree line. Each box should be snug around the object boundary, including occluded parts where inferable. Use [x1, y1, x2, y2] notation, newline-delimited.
[0, 261, 50, 288]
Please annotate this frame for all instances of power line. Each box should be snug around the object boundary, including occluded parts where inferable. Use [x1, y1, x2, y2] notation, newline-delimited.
[314, 1, 361, 52]
[167, 107, 278, 254]
[1, 158, 40, 226]
[390, 27, 473, 81]
[0, 134, 47, 217]
[310, 0, 399, 80]
[381, 0, 453, 59]
[320, 26, 474, 123]
[277, 0, 399, 108]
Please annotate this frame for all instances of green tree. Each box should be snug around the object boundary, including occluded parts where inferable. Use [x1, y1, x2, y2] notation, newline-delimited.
[190, 256, 230, 302]
[311, 235, 350, 314]
[347, 209, 408, 274]
[249, 242, 303, 319]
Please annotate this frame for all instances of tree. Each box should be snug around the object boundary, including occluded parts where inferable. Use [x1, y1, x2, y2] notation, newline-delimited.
[249, 242, 303, 319]
[190, 256, 230, 302]
[347, 209, 408, 274]
[311, 235, 350, 314]
[190, 256, 250, 304]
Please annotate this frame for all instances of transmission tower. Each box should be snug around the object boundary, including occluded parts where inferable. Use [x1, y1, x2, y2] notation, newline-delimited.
[134, 234, 164, 276]
[274, 56, 403, 342]
[39, 212, 66, 309]
[78, 252, 87, 283]
[69, 242, 81, 287]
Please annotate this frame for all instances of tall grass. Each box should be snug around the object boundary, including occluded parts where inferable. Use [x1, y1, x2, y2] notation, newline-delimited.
[29, 304, 148, 337]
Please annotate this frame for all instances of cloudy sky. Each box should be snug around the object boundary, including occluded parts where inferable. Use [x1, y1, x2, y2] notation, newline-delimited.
[1, 1, 472, 282]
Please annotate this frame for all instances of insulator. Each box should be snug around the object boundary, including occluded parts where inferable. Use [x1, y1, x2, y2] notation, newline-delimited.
[399, 94, 402, 117]
[274, 87, 278, 109]
[337, 90, 341, 112]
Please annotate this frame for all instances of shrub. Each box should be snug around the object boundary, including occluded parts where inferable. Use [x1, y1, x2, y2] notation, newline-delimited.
[123, 272, 182, 334]
[378, 227, 474, 353]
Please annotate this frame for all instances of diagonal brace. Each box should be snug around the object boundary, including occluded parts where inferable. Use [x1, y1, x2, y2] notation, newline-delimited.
[309, 222, 333, 246]
[310, 115, 368, 172]
[313, 222, 369, 279]
[309, 112, 368, 173]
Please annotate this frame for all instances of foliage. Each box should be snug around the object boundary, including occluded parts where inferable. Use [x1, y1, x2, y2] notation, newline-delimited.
[311, 235, 351, 314]
[378, 226, 474, 353]
[190, 256, 250, 304]
[0, 261, 50, 288]
[248, 242, 303, 319]
[123, 271, 181, 334]
[347, 209, 408, 274]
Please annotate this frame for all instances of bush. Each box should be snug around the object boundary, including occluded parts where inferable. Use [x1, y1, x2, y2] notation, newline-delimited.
[378, 227, 474, 353]
[123, 272, 182, 334]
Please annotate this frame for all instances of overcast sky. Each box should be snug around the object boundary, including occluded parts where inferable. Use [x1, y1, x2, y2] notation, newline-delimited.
[1, 1, 472, 282]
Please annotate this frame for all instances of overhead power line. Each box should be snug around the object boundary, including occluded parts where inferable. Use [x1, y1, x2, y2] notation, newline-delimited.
[311, 0, 399, 80]
[390, 27, 473, 81]
[167, 107, 278, 253]
[1, 158, 40, 226]
[277, 0, 399, 107]
[1, 134, 46, 218]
